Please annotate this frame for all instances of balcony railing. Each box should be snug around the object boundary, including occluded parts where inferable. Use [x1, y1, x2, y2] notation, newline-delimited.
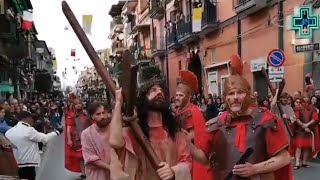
[150, 0, 165, 19]
[176, 17, 192, 41]
[233, 0, 252, 7]
[202, 0, 218, 27]
[232, 0, 269, 14]
[167, 29, 178, 46]
[110, 16, 124, 32]
[0, 15, 17, 40]
[151, 36, 165, 52]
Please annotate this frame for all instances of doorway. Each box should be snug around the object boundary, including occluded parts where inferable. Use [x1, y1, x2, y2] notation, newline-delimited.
[188, 52, 202, 94]
[253, 71, 268, 100]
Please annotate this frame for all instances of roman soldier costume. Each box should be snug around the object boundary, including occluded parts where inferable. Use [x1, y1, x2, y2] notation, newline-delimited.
[290, 100, 319, 168]
[202, 55, 292, 180]
[174, 70, 212, 179]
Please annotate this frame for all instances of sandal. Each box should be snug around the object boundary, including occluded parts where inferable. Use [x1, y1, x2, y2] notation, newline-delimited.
[293, 165, 300, 170]
[301, 164, 310, 168]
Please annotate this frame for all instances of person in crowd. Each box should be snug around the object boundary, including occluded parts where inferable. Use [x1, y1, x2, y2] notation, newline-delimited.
[0, 106, 11, 134]
[65, 98, 90, 179]
[205, 98, 219, 120]
[5, 111, 63, 180]
[290, 97, 319, 169]
[260, 98, 270, 110]
[81, 102, 111, 179]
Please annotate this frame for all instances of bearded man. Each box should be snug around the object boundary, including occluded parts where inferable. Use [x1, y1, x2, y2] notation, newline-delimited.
[81, 102, 112, 179]
[65, 98, 89, 178]
[174, 70, 211, 179]
[109, 66, 192, 180]
[185, 55, 292, 180]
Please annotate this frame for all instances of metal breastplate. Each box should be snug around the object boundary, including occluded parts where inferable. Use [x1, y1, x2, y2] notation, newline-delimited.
[206, 108, 278, 180]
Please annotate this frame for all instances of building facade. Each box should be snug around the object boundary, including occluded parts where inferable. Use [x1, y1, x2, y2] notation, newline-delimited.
[108, 0, 320, 99]
[164, 0, 320, 98]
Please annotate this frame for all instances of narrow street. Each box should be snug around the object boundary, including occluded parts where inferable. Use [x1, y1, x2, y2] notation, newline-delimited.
[294, 159, 320, 180]
[36, 117, 80, 180]
[35, 119, 320, 180]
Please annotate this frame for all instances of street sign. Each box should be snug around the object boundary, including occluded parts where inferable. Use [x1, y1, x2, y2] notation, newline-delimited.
[250, 57, 267, 72]
[268, 66, 284, 83]
[295, 43, 320, 53]
[269, 74, 284, 83]
[267, 49, 285, 67]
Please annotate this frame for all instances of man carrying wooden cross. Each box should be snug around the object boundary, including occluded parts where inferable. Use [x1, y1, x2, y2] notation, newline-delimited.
[109, 66, 192, 180]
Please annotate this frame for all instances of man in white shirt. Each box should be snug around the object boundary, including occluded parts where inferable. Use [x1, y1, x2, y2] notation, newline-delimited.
[5, 111, 63, 180]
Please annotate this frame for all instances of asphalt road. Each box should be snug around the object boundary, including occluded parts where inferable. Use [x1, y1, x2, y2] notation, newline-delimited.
[293, 159, 320, 180]
[36, 132, 81, 180]
[35, 122, 320, 180]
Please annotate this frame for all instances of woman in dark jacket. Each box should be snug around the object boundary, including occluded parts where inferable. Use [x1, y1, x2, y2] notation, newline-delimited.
[205, 98, 219, 121]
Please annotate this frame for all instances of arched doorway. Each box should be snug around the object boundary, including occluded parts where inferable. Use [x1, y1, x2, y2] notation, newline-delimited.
[187, 51, 202, 94]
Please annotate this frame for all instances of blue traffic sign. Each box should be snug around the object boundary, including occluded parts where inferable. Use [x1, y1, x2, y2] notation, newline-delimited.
[267, 49, 285, 67]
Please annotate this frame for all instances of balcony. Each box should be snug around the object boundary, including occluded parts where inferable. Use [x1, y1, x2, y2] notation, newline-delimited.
[151, 37, 165, 58]
[149, 0, 165, 20]
[176, 17, 199, 44]
[111, 41, 125, 54]
[0, 15, 17, 41]
[110, 16, 124, 33]
[200, 0, 219, 36]
[233, 0, 270, 15]
[135, 49, 152, 64]
[167, 29, 181, 50]
[131, 23, 150, 35]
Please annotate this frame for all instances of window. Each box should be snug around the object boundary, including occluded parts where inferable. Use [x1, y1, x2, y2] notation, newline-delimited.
[208, 71, 218, 96]
[220, 75, 228, 96]
[178, 61, 182, 70]
[0, 0, 5, 14]
[210, 48, 216, 64]
[170, 10, 176, 21]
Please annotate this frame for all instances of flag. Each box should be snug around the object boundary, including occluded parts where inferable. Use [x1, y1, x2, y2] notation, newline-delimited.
[22, 11, 33, 30]
[71, 49, 76, 57]
[82, 15, 93, 34]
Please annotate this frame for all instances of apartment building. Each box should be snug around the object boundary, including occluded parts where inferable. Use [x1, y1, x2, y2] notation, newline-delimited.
[160, 0, 320, 98]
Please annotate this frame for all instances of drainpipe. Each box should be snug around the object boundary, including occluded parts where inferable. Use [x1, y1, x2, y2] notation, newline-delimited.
[278, 0, 284, 50]
[277, 0, 284, 89]
[237, 16, 242, 57]
[164, 3, 169, 86]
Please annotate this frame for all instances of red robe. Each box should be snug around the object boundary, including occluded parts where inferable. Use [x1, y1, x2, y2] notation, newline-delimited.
[290, 105, 320, 158]
[64, 110, 81, 172]
[200, 108, 293, 180]
[112, 119, 192, 180]
[175, 103, 212, 180]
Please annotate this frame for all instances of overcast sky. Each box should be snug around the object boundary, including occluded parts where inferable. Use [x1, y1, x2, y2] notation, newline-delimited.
[31, 0, 118, 87]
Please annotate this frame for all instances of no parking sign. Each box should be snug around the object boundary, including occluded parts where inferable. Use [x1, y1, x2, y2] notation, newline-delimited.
[267, 49, 285, 67]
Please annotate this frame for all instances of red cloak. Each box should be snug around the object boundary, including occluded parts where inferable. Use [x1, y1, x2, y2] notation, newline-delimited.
[64, 110, 81, 172]
[176, 103, 213, 180]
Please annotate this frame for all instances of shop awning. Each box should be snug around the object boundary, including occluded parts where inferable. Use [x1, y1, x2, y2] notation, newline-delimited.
[0, 84, 14, 93]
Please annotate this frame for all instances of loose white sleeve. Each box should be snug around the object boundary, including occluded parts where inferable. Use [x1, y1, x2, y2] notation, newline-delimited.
[27, 128, 58, 144]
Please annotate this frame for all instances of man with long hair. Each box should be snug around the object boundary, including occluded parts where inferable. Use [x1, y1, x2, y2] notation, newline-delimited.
[109, 66, 192, 180]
